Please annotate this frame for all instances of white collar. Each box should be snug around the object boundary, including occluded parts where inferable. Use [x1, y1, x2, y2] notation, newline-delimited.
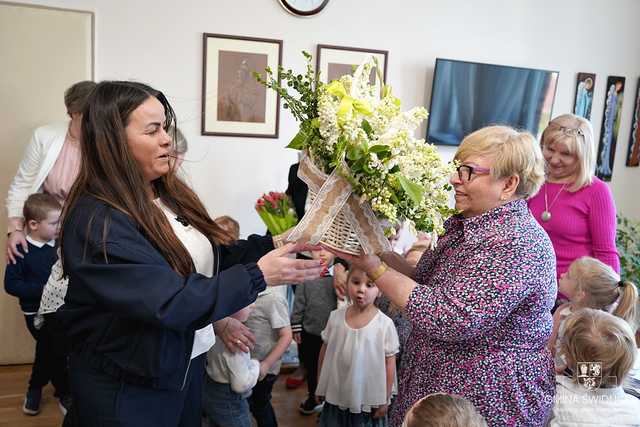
[26, 235, 55, 248]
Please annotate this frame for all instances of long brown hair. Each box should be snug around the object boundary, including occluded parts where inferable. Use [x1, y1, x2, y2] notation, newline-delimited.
[61, 81, 229, 276]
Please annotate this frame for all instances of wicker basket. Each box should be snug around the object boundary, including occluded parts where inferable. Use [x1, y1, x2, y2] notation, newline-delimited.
[307, 188, 361, 255]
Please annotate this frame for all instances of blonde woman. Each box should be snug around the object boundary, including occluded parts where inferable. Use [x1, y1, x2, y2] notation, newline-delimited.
[528, 114, 619, 304]
[331, 126, 557, 426]
[550, 309, 640, 426]
[549, 256, 638, 373]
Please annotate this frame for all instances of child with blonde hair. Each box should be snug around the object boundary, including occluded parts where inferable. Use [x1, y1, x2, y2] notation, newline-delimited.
[548, 256, 638, 372]
[316, 266, 399, 426]
[401, 393, 487, 427]
[549, 308, 640, 425]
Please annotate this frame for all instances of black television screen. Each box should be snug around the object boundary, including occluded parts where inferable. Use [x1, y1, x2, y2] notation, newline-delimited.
[426, 58, 559, 146]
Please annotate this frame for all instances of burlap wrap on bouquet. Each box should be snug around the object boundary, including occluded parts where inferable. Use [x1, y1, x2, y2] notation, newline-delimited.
[287, 153, 392, 255]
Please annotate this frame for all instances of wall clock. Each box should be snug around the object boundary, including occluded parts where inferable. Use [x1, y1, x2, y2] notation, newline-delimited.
[279, 0, 329, 16]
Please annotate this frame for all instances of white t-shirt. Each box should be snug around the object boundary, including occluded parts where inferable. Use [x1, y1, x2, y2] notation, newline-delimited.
[206, 338, 260, 396]
[156, 200, 215, 359]
[316, 307, 399, 413]
[244, 287, 291, 376]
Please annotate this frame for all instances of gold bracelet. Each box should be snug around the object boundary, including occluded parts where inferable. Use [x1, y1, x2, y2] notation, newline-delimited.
[368, 261, 388, 282]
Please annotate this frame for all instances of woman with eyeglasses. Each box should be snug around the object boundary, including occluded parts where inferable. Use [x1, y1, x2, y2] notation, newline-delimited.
[329, 126, 556, 426]
[527, 114, 619, 307]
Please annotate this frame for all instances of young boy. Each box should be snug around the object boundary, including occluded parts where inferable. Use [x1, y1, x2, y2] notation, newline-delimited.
[4, 193, 69, 415]
[290, 248, 337, 415]
[204, 304, 260, 427]
[244, 287, 292, 427]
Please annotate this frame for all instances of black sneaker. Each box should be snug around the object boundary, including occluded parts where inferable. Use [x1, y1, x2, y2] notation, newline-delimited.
[299, 396, 322, 415]
[58, 395, 72, 416]
[22, 388, 41, 415]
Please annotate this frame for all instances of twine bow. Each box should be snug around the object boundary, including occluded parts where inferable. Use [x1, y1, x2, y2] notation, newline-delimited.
[287, 152, 392, 255]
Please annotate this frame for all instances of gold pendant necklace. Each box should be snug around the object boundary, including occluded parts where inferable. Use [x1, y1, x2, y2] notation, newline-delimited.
[542, 183, 567, 222]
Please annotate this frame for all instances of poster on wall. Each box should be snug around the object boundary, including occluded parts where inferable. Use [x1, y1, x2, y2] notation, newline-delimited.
[201, 33, 282, 138]
[573, 72, 596, 120]
[595, 76, 625, 181]
[626, 78, 640, 167]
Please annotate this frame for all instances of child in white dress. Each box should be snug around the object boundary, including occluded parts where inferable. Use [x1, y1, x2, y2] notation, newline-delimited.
[547, 256, 638, 372]
[316, 266, 399, 427]
[549, 308, 640, 426]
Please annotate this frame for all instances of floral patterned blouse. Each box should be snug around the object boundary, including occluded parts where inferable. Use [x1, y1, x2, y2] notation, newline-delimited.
[389, 199, 557, 427]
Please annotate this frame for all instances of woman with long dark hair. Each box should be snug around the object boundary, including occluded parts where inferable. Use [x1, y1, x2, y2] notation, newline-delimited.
[58, 81, 322, 426]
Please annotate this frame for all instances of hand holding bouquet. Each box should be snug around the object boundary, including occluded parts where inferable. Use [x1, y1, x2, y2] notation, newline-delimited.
[255, 192, 298, 235]
[255, 53, 455, 254]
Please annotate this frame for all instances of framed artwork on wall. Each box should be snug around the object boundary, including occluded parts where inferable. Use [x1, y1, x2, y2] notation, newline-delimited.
[202, 33, 282, 138]
[573, 72, 596, 121]
[316, 44, 388, 85]
[626, 78, 640, 167]
[596, 76, 625, 181]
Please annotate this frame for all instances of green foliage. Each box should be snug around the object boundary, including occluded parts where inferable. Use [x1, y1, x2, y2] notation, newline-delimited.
[617, 215, 640, 290]
[253, 50, 322, 145]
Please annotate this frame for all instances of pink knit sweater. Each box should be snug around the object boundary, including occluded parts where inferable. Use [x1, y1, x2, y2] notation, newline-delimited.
[528, 177, 620, 282]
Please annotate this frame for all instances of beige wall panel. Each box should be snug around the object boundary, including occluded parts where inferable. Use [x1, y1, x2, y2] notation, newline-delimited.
[0, 2, 92, 365]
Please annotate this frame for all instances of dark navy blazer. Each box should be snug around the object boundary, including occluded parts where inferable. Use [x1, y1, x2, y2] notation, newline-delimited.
[59, 196, 272, 390]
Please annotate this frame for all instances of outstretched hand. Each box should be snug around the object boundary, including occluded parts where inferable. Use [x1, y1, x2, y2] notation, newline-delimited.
[258, 242, 324, 286]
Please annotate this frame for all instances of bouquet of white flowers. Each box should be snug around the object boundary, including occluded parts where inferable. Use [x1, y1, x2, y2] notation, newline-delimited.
[255, 52, 455, 254]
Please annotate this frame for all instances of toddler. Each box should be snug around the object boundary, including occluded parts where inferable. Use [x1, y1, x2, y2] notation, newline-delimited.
[244, 287, 292, 427]
[548, 256, 638, 372]
[549, 308, 640, 425]
[4, 193, 69, 415]
[401, 393, 487, 427]
[290, 248, 337, 415]
[204, 304, 259, 427]
[316, 266, 399, 426]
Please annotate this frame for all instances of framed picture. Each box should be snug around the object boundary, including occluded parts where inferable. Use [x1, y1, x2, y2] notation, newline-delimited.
[316, 44, 388, 85]
[573, 72, 596, 121]
[596, 76, 625, 181]
[626, 78, 640, 167]
[202, 33, 282, 138]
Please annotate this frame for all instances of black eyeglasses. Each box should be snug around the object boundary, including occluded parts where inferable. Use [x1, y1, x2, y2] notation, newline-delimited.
[454, 164, 491, 182]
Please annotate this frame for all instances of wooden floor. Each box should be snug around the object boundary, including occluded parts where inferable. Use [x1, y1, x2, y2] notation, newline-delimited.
[0, 364, 318, 427]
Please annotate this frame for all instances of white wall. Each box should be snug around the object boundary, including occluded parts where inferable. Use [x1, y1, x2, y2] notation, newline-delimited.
[11, 0, 640, 233]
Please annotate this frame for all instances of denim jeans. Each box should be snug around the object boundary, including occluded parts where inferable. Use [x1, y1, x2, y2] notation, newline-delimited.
[203, 376, 252, 427]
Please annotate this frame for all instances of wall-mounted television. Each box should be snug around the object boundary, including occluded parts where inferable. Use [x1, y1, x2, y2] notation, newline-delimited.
[426, 58, 559, 146]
